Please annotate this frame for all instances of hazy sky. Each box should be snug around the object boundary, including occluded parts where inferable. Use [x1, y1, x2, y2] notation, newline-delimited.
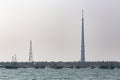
[0, 0, 120, 62]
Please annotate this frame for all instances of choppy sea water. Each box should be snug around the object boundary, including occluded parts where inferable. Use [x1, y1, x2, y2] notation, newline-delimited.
[0, 68, 120, 80]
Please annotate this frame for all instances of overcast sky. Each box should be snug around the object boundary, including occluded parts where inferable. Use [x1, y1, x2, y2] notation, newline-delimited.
[0, 0, 120, 62]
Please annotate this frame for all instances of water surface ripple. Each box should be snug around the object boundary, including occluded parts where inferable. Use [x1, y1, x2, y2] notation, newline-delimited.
[0, 68, 120, 80]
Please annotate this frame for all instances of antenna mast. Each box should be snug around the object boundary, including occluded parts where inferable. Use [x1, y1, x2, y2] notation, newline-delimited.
[29, 40, 33, 62]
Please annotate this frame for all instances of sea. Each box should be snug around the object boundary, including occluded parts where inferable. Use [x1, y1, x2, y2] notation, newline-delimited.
[0, 68, 120, 80]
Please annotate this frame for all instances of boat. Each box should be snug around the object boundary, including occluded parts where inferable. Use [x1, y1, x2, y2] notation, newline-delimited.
[5, 65, 18, 69]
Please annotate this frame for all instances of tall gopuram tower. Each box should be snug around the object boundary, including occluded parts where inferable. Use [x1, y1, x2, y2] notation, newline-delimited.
[29, 40, 33, 62]
[81, 10, 85, 62]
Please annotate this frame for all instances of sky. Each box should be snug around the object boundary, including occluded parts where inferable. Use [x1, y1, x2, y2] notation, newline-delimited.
[0, 0, 120, 62]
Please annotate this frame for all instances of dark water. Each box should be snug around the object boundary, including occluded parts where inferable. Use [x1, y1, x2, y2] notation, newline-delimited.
[0, 68, 120, 80]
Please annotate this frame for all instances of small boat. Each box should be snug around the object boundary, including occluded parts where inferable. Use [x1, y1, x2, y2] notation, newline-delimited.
[5, 66, 18, 69]
[54, 65, 63, 69]
[34, 66, 39, 69]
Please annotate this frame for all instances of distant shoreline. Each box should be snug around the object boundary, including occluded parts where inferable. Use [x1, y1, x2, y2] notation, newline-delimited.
[0, 61, 119, 69]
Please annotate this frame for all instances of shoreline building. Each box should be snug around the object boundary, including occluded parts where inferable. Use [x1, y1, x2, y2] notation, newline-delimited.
[29, 40, 33, 62]
[81, 10, 85, 62]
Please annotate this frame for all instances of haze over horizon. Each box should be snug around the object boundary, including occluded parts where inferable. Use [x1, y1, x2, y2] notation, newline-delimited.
[0, 0, 120, 62]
